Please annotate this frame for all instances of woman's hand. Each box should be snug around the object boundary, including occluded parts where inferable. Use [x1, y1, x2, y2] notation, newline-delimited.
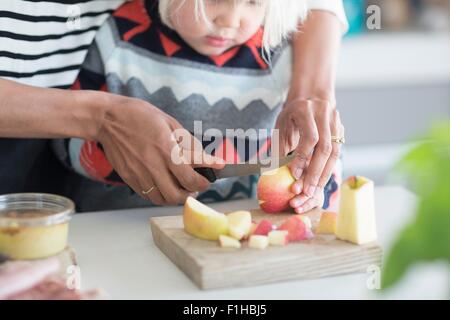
[95, 94, 225, 206]
[273, 10, 344, 213]
[274, 98, 344, 213]
[288, 175, 325, 214]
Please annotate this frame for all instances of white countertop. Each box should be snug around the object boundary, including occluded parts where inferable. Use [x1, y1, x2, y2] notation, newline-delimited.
[68, 185, 448, 299]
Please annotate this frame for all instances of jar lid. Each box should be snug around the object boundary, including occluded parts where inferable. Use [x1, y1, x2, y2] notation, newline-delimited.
[0, 193, 75, 228]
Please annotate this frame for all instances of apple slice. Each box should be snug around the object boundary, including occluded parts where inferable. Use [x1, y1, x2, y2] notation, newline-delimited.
[336, 176, 377, 245]
[268, 230, 289, 246]
[316, 211, 337, 234]
[183, 196, 228, 241]
[278, 216, 307, 242]
[219, 235, 241, 249]
[248, 235, 269, 249]
[252, 219, 274, 236]
[227, 211, 252, 240]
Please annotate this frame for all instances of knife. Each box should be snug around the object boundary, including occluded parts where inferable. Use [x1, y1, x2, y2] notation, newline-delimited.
[194, 151, 296, 183]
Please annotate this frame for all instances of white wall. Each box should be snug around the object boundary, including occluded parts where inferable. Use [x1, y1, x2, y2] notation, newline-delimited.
[336, 32, 450, 184]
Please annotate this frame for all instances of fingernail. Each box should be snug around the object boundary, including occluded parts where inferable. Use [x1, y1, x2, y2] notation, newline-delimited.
[306, 186, 316, 197]
[290, 198, 300, 208]
[294, 168, 302, 179]
[296, 207, 304, 213]
[292, 183, 302, 195]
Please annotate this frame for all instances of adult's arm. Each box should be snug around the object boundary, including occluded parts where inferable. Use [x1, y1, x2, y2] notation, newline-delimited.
[0, 78, 103, 140]
[0, 78, 224, 205]
[275, 8, 346, 213]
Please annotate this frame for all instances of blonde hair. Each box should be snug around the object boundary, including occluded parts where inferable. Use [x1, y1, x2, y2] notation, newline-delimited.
[159, 0, 308, 56]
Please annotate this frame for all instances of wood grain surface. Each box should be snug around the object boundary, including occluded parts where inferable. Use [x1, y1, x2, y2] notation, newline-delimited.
[150, 208, 382, 290]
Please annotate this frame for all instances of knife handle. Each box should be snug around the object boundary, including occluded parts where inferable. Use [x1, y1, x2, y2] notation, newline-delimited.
[194, 167, 217, 183]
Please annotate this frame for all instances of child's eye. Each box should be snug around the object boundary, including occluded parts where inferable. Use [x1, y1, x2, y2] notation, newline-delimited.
[207, 0, 263, 6]
[246, 0, 263, 6]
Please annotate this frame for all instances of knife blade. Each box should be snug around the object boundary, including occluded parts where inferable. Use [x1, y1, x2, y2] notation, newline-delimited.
[194, 151, 296, 183]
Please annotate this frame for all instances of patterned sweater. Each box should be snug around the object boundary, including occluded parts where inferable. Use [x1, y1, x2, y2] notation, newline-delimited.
[53, 0, 340, 210]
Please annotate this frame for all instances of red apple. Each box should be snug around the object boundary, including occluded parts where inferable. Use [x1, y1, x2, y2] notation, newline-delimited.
[257, 165, 296, 213]
[252, 219, 275, 236]
[278, 216, 307, 242]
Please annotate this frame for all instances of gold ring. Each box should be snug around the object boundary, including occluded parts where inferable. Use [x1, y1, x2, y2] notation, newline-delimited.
[142, 186, 155, 195]
[331, 136, 346, 144]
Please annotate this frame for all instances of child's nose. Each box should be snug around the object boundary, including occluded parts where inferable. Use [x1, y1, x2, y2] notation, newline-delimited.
[215, 10, 241, 29]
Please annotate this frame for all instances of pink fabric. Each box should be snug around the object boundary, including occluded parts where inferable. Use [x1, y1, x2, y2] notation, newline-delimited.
[0, 258, 103, 300]
[8, 276, 102, 300]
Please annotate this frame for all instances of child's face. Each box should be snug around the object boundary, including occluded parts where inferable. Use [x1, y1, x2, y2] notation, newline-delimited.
[169, 0, 267, 56]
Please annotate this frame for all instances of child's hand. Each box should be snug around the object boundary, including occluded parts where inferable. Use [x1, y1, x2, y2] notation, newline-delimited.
[274, 98, 344, 201]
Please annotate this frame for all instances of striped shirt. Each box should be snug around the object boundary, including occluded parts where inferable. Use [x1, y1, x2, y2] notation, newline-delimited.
[0, 1, 124, 198]
[0, 0, 125, 88]
[0, 0, 347, 89]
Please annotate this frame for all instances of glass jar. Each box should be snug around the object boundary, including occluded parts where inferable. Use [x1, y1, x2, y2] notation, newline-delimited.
[0, 193, 74, 260]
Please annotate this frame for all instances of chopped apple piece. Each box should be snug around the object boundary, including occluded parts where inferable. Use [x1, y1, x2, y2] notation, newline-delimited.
[248, 235, 269, 249]
[296, 215, 312, 229]
[243, 222, 257, 240]
[278, 216, 307, 242]
[227, 211, 252, 240]
[336, 176, 378, 245]
[219, 235, 241, 249]
[249, 222, 258, 234]
[252, 219, 274, 236]
[183, 197, 229, 241]
[268, 230, 289, 246]
[305, 229, 315, 239]
[316, 211, 338, 234]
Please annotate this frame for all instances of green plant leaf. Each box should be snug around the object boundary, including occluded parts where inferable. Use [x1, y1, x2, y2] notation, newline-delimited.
[382, 120, 450, 291]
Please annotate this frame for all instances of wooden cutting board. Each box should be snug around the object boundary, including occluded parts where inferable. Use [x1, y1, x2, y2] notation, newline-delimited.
[149, 208, 382, 290]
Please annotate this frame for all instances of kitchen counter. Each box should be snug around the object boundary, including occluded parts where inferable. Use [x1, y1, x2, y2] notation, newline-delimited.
[68, 185, 448, 299]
